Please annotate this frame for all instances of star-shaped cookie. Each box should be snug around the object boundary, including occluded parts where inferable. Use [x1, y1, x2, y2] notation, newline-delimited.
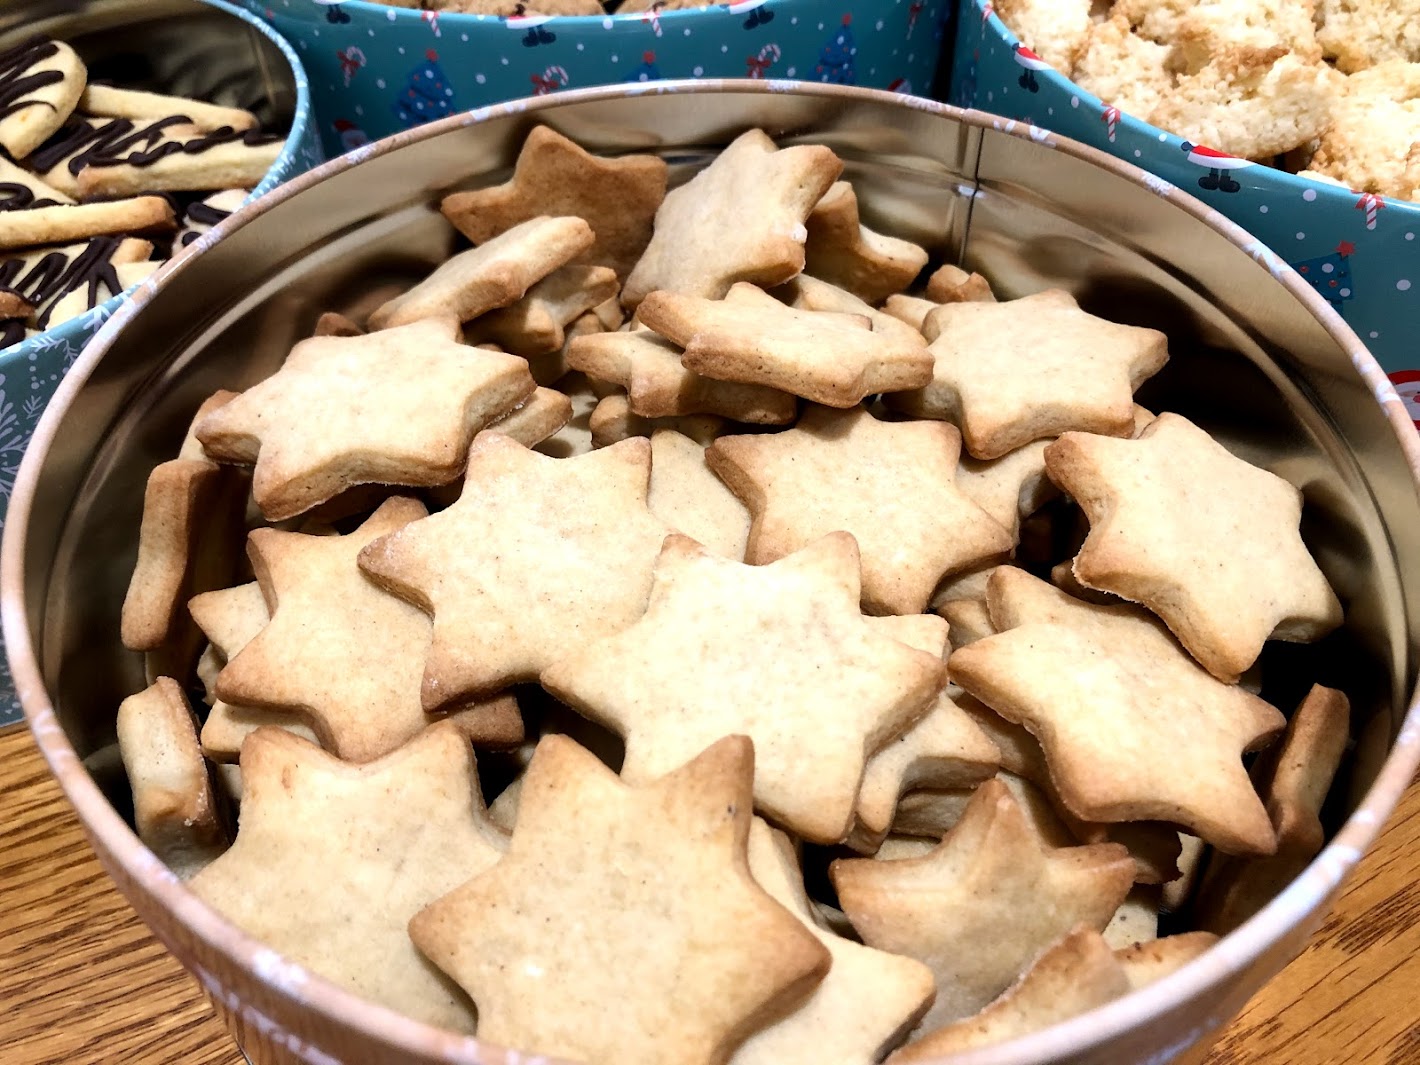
[949, 568, 1286, 855]
[567, 326, 798, 423]
[832, 778, 1135, 1031]
[647, 429, 751, 560]
[889, 289, 1169, 459]
[1045, 413, 1344, 681]
[359, 432, 668, 708]
[188, 723, 505, 1032]
[409, 734, 830, 1065]
[707, 406, 1012, 614]
[733, 819, 936, 1065]
[440, 125, 668, 279]
[195, 317, 536, 520]
[802, 182, 929, 305]
[540, 532, 945, 843]
[216, 498, 521, 762]
[622, 128, 843, 307]
[639, 284, 933, 408]
[779, 273, 927, 347]
[955, 439, 1058, 542]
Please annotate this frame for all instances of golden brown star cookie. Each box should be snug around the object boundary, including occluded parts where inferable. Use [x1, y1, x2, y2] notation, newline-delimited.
[588, 393, 729, 448]
[567, 326, 797, 423]
[409, 734, 830, 1065]
[1195, 685, 1349, 934]
[707, 406, 1012, 615]
[195, 317, 535, 520]
[115, 677, 230, 880]
[440, 125, 668, 279]
[802, 182, 929, 305]
[464, 264, 619, 357]
[189, 723, 505, 1032]
[541, 533, 945, 843]
[639, 284, 933, 408]
[367, 217, 594, 330]
[889, 290, 1169, 459]
[1115, 932, 1218, 990]
[888, 928, 1130, 1061]
[924, 263, 996, 304]
[647, 429, 751, 559]
[956, 439, 1058, 542]
[359, 432, 668, 708]
[778, 273, 927, 347]
[950, 568, 1286, 855]
[1045, 413, 1344, 681]
[622, 129, 842, 307]
[832, 778, 1135, 1031]
[734, 819, 936, 1065]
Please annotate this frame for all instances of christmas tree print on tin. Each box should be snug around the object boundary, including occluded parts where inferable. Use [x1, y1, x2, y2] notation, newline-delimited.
[393, 50, 456, 129]
[1292, 241, 1356, 316]
[816, 15, 856, 85]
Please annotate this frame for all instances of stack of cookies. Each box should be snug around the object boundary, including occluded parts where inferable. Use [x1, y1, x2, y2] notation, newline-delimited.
[113, 125, 1351, 1063]
[0, 34, 286, 349]
[996, 0, 1420, 200]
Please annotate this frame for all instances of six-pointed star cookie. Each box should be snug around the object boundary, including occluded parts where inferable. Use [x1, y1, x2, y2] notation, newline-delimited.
[409, 734, 830, 1065]
[708, 406, 1013, 614]
[359, 432, 669, 709]
[639, 284, 933, 408]
[950, 568, 1286, 855]
[832, 778, 1135, 1032]
[1046, 413, 1344, 681]
[622, 128, 843, 307]
[889, 289, 1169, 459]
[440, 125, 668, 279]
[803, 181, 929, 305]
[541, 532, 945, 843]
[216, 497, 522, 762]
[189, 722, 505, 1032]
[195, 317, 536, 520]
[733, 819, 936, 1065]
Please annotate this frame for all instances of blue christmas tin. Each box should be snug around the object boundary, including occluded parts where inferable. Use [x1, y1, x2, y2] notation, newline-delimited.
[950, 0, 1420, 420]
[0, 0, 320, 727]
[240, 0, 950, 159]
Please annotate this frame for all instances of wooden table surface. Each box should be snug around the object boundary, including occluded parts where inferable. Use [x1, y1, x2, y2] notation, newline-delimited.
[3, 722, 1419, 1065]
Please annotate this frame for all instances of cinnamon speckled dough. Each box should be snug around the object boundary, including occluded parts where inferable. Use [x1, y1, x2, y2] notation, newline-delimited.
[588, 393, 729, 449]
[779, 273, 928, 347]
[540, 533, 945, 844]
[622, 129, 842, 307]
[890, 290, 1168, 460]
[409, 735, 831, 1065]
[189, 723, 506, 1032]
[464, 264, 620, 357]
[647, 429, 752, 560]
[802, 182, 929, 305]
[832, 779, 1135, 1033]
[116, 677, 229, 880]
[1046, 413, 1343, 682]
[707, 405, 1012, 615]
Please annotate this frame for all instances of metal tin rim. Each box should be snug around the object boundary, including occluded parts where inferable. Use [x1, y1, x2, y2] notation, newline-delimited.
[0, 0, 318, 367]
[6, 79, 1419, 1064]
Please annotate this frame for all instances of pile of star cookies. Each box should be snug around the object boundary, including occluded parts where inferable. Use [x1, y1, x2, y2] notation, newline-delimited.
[996, 0, 1420, 200]
[0, 34, 286, 350]
[113, 124, 1352, 1063]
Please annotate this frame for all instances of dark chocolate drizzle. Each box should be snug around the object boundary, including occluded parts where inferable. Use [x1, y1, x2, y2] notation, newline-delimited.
[0, 235, 125, 328]
[30, 115, 279, 178]
[0, 315, 26, 348]
[0, 181, 61, 211]
[0, 37, 63, 124]
[179, 199, 233, 245]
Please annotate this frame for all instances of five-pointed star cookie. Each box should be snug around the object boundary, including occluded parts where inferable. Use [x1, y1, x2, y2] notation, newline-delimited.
[195, 317, 536, 520]
[440, 125, 668, 280]
[216, 497, 522, 762]
[779, 273, 928, 347]
[707, 406, 1013, 615]
[950, 567, 1286, 855]
[732, 819, 936, 1065]
[955, 439, 1059, 542]
[832, 778, 1135, 1032]
[409, 734, 830, 1065]
[622, 128, 843, 307]
[567, 326, 798, 423]
[359, 432, 669, 709]
[888, 928, 1130, 1061]
[464, 263, 620, 357]
[802, 182, 929, 305]
[889, 289, 1170, 459]
[647, 429, 751, 560]
[639, 283, 933, 408]
[368, 217, 595, 330]
[189, 723, 505, 1032]
[1046, 413, 1344, 681]
[1195, 684, 1349, 934]
[540, 532, 945, 843]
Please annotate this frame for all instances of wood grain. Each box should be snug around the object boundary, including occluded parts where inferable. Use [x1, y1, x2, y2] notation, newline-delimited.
[1, 721, 1416, 1064]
